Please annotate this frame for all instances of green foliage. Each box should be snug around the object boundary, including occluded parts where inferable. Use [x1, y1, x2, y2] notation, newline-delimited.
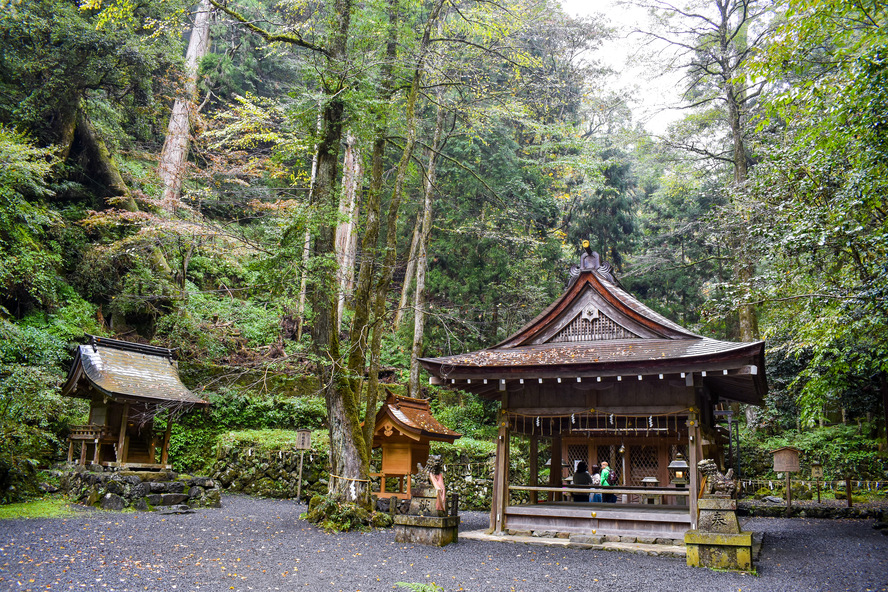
[160, 390, 327, 472]
[303, 494, 371, 532]
[216, 428, 328, 454]
[431, 437, 496, 458]
[0, 496, 79, 520]
[153, 286, 284, 359]
[429, 391, 498, 440]
[0, 319, 89, 503]
[742, 423, 886, 480]
[396, 583, 445, 592]
[0, 126, 65, 315]
[0, 0, 185, 146]
[734, 0, 888, 425]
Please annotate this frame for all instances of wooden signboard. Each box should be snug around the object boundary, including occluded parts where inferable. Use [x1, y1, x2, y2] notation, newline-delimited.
[296, 429, 311, 450]
[772, 446, 800, 473]
[772, 446, 801, 518]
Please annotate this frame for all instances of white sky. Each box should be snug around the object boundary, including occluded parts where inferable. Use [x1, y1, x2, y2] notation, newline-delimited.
[558, 0, 684, 135]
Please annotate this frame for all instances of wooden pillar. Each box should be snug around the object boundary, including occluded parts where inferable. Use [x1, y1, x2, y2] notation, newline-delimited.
[160, 417, 173, 467]
[67, 439, 74, 463]
[688, 409, 700, 529]
[529, 435, 538, 504]
[78, 441, 87, 465]
[116, 402, 130, 466]
[490, 392, 510, 534]
[149, 428, 156, 464]
[92, 437, 101, 464]
[549, 434, 563, 502]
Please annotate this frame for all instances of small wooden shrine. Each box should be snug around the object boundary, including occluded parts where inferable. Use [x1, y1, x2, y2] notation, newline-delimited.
[371, 391, 461, 499]
[419, 243, 766, 538]
[61, 336, 208, 470]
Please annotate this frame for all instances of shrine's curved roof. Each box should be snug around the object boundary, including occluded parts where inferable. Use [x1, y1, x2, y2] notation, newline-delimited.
[419, 265, 766, 404]
[374, 392, 460, 442]
[61, 336, 208, 407]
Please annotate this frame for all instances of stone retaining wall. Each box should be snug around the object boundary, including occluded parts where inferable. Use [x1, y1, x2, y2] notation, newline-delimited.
[59, 466, 221, 511]
[738, 501, 886, 520]
[210, 445, 331, 499]
[206, 443, 510, 511]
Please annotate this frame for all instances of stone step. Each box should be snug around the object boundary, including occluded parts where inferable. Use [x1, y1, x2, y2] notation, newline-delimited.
[460, 529, 687, 558]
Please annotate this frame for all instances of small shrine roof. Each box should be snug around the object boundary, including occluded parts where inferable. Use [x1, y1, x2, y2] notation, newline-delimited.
[61, 336, 208, 407]
[374, 392, 460, 442]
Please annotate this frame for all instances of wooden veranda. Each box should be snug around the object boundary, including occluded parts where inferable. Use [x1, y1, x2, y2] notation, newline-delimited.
[420, 243, 766, 537]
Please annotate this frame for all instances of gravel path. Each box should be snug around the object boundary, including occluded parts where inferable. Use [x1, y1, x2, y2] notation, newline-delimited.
[0, 494, 885, 592]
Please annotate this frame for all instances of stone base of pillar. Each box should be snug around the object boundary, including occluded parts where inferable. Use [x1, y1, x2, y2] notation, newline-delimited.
[685, 530, 753, 571]
[686, 497, 753, 571]
[394, 514, 460, 546]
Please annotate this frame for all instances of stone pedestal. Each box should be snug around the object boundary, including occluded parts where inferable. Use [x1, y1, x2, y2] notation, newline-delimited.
[395, 491, 459, 546]
[394, 514, 460, 546]
[685, 498, 754, 571]
[685, 530, 753, 571]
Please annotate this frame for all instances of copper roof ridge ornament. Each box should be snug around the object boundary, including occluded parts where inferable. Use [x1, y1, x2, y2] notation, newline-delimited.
[568, 240, 619, 287]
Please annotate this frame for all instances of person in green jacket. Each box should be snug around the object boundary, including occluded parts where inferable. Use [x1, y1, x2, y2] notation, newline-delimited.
[601, 461, 617, 503]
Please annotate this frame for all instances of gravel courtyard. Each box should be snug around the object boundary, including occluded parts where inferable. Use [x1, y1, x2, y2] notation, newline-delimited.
[0, 494, 885, 592]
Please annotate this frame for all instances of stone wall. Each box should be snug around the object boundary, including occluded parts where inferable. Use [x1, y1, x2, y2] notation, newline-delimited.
[60, 466, 221, 511]
[210, 445, 331, 499]
[206, 441, 525, 511]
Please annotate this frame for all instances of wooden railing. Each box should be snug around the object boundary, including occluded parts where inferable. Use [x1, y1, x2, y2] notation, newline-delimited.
[509, 484, 691, 502]
[68, 424, 113, 441]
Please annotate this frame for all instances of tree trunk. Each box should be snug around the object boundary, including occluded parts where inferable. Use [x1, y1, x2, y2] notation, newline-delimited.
[307, 0, 368, 505]
[158, 0, 212, 204]
[76, 111, 173, 279]
[408, 95, 446, 397]
[55, 101, 80, 162]
[336, 130, 362, 331]
[298, 106, 324, 340]
[722, 11, 758, 343]
[393, 210, 422, 332]
[75, 113, 138, 212]
[362, 0, 446, 444]
[350, 0, 399, 454]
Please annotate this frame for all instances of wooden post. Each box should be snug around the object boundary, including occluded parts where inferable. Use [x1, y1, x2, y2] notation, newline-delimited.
[529, 435, 538, 504]
[621, 446, 629, 504]
[786, 471, 793, 517]
[845, 477, 853, 508]
[490, 393, 510, 534]
[116, 402, 129, 466]
[92, 437, 100, 465]
[688, 411, 699, 529]
[549, 434, 563, 502]
[160, 416, 173, 467]
[296, 449, 305, 502]
[78, 441, 87, 466]
[68, 439, 74, 463]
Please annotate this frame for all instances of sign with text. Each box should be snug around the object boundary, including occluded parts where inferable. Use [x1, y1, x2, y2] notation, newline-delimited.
[772, 446, 800, 473]
[296, 429, 311, 450]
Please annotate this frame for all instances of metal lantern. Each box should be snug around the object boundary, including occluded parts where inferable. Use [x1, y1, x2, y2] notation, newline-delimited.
[668, 452, 689, 487]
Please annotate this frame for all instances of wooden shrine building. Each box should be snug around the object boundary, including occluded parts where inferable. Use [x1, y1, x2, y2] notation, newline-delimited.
[419, 245, 766, 538]
[371, 391, 461, 499]
[61, 336, 208, 470]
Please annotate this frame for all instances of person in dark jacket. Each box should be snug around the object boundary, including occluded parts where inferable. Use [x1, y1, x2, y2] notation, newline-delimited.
[572, 461, 593, 502]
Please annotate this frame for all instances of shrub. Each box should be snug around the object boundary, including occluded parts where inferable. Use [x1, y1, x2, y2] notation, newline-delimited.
[303, 494, 370, 532]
